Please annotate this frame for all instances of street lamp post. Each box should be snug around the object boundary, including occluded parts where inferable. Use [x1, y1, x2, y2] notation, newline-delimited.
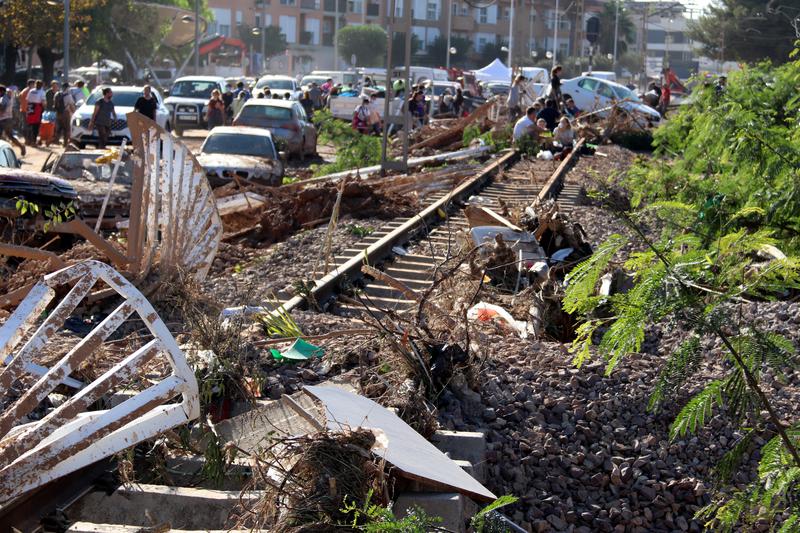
[613, 0, 619, 73]
[552, 0, 559, 68]
[63, 0, 70, 82]
[194, 0, 200, 74]
[446, 0, 453, 70]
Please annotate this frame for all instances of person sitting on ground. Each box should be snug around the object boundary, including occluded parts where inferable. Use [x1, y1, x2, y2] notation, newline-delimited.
[536, 98, 560, 131]
[513, 106, 538, 142]
[564, 98, 582, 119]
[536, 118, 549, 133]
[553, 116, 575, 148]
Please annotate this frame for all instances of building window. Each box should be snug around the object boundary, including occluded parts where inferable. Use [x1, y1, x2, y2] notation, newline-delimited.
[219, 24, 230, 37]
[427, 2, 437, 20]
[348, 0, 362, 12]
[479, 7, 487, 23]
[452, 2, 457, 16]
[502, 7, 509, 20]
[280, 0, 296, 5]
[461, 5, 468, 16]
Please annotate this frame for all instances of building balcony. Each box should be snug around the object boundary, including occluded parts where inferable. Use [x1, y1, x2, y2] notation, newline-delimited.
[323, 0, 346, 12]
[452, 15, 475, 31]
[300, 0, 319, 8]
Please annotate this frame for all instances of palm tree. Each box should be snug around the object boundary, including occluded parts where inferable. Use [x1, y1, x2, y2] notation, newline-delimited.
[597, 0, 636, 56]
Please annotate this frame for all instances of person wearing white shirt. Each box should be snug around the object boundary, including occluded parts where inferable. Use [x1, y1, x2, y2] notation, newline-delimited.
[513, 106, 538, 142]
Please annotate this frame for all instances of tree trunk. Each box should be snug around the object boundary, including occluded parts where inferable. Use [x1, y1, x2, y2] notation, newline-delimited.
[37, 47, 63, 84]
[1, 43, 18, 85]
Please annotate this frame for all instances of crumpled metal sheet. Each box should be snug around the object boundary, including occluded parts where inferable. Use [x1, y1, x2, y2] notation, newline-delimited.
[127, 113, 222, 282]
[0, 260, 199, 503]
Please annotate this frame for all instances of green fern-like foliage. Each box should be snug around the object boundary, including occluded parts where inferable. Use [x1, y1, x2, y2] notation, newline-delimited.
[648, 335, 702, 412]
[562, 233, 628, 315]
[669, 379, 724, 440]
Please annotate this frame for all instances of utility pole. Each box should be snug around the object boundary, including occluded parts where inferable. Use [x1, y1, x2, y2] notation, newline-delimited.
[446, 0, 452, 69]
[261, 1, 267, 74]
[380, 0, 395, 176]
[194, 0, 200, 74]
[334, 0, 340, 69]
[529, 0, 534, 58]
[641, 2, 647, 91]
[508, 0, 515, 77]
[63, 0, 70, 83]
[552, 0, 559, 68]
[613, 0, 619, 73]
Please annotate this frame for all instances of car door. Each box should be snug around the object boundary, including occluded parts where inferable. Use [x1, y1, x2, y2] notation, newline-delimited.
[573, 78, 599, 111]
[293, 104, 312, 151]
[596, 82, 615, 107]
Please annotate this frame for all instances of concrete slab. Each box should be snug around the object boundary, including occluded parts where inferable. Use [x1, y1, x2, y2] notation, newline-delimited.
[67, 484, 264, 530]
[432, 430, 488, 483]
[394, 492, 477, 533]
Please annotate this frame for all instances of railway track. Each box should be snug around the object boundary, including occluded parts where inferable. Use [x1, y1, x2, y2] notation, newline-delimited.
[1, 142, 586, 533]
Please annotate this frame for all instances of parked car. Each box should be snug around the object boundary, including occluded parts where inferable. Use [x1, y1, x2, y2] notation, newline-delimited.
[561, 76, 661, 123]
[0, 168, 79, 223]
[164, 76, 226, 135]
[233, 100, 317, 159]
[71, 86, 171, 148]
[0, 141, 21, 169]
[254, 75, 302, 100]
[197, 126, 285, 187]
[580, 70, 617, 83]
[300, 74, 330, 91]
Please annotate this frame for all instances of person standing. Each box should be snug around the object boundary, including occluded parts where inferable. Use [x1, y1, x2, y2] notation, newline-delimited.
[45, 81, 59, 113]
[507, 74, 526, 121]
[454, 87, 464, 117]
[134, 85, 158, 121]
[0, 86, 25, 155]
[536, 98, 560, 131]
[89, 87, 116, 148]
[222, 84, 234, 124]
[308, 82, 322, 110]
[231, 91, 246, 119]
[54, 82, 75, 147]
[26, 80, 46, 145]
[18, 79, 33, 144]
[549, 65, 563, 109]
[205, 89, 225, 130]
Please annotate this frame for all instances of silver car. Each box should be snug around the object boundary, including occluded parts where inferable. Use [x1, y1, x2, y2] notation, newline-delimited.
[232, 99, 317, 159]
[197, 126, 285, 187]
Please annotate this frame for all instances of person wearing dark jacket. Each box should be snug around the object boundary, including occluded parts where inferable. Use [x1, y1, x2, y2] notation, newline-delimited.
[536, 98, 560, 130]
[134, 85, 158, 121]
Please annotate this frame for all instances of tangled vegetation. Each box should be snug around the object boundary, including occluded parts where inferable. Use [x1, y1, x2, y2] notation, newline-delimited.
[566, 56, 800, 531]
[312, 109, 382, 177]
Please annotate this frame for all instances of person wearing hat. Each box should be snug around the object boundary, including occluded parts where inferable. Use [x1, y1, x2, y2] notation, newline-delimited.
[507, 74, 526, 121]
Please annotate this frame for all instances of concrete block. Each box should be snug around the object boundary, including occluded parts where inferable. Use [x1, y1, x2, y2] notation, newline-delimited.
[394, 492, 477, 533]
[67, 483, 264, 529]
[431, 430, 487, 483]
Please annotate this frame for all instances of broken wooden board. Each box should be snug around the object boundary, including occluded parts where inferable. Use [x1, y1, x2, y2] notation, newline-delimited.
[304, 386, 496, 502]
[464, 205, 522, 232]
[0, 260, 199, 504]
[127, 113, 222, 282]
[216, 192, 268, 217]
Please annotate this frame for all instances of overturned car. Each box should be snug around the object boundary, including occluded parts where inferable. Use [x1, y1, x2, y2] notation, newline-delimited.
[197, 126, 285, 188]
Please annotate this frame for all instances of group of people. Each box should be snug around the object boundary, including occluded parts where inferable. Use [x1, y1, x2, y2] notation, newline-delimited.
[0, 78, 92, 153]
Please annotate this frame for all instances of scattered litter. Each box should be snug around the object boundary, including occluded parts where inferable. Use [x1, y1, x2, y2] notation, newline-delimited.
[550, 247, 574, 262]
[465, 205, 522, 232]
[536, 150, 554, 160]
[470, 226, 546, 268]
[392, 245, 408, 256]
[467, 302, 530, 339]
[270, 338, 325, 361]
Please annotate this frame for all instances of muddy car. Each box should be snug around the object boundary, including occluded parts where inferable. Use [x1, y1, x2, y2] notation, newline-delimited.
[0, 169, 80, 237]
[197, 126, 285, 187]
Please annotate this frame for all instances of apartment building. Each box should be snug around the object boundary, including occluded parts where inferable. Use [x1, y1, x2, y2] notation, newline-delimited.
[626, 2, 703, 78]
[205, 0, 609, 75]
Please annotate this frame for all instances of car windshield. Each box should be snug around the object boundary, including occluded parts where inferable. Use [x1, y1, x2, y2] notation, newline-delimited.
[202, 133, 276, 158]
[257, 78, 294, 90]
[238, 104, 292, 121]
[301, 76, 327, 86]
[86, 90, 153, 107]
[612, 84, 640, 101]
[170, 80, 218, 98]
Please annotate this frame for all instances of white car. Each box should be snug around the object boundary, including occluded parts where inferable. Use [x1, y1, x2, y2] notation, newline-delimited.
[71, 86, 170, 148]
[254, 75, 302, 100]
[0, 140, 21, 168]
[164, 76, 227, 136]
[561, 76, 660, 123]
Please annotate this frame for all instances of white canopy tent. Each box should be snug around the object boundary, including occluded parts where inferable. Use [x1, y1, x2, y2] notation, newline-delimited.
[473, 59, 511, 83]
